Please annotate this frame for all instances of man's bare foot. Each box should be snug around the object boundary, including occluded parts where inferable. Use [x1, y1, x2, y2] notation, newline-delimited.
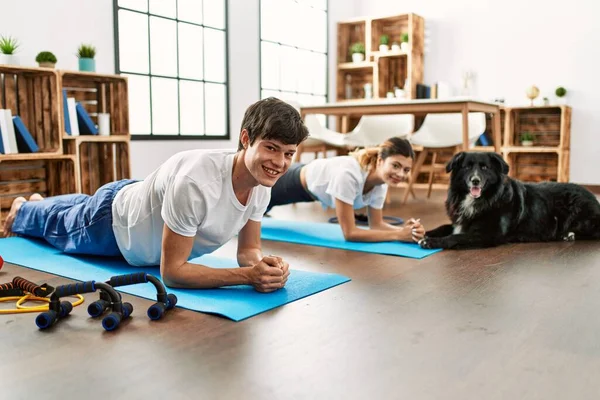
[3, 196, 27, 238]
[29, 193, 44, 202]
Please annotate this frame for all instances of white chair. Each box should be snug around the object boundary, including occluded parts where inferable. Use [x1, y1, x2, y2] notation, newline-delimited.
[403, 112, 487, 203]
[342, 114, 415, 148]
[295, 113, 348, 161]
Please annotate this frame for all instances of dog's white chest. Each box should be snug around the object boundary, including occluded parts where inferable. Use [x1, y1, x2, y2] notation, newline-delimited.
[457, 195, 477, 224]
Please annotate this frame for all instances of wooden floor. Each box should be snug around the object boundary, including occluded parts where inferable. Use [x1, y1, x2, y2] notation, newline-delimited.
[2, 188, 600, 399]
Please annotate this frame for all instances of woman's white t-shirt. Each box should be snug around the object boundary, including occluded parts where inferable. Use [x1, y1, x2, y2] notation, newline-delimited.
[304, 156, 388, 210]
[111, 150, 270, 266]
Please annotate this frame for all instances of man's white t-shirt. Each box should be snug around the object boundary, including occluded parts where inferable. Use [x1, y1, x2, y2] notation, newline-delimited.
[111, 150, 270, 266]
[304, 156, 388, 210]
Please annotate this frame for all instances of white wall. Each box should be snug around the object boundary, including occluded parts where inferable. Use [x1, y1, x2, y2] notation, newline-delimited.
[352, 0, 600, 184]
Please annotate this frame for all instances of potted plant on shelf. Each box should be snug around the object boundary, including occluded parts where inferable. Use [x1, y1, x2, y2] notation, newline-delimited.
[350, 42, 365, 63]
[379, 35, 389, 52]
[0, 35, 20, 65]
[400, 33, 409, 52]
[520, 132, 534, 147]
[555, 86, 567, 105]
[36, 51, 57, 68]
[77, 43, 96, 72]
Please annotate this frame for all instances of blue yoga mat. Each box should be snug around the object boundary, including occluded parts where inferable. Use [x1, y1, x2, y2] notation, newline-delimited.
[261, 218, 441, 259]
[0, 237, 350, 322]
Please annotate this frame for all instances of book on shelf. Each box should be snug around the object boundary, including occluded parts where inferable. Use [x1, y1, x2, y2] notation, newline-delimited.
[67, 98, 79, 136]
[75, 103, 98, 135]
[12, 115, 39, 153]
[0, 109, 19, 154]
[63, 89, 71, 135]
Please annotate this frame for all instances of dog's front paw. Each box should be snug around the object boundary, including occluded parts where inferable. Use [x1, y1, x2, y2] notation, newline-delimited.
[562, 232, 576, 242]
[419, 237, 442, 249]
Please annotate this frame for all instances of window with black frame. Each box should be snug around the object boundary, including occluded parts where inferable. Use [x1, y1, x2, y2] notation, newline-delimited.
[114, 0, 228, 139]
[259, 0, 328, 107]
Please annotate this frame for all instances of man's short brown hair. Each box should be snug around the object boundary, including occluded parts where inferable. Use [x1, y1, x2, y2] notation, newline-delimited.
[238, 97, 309, 151]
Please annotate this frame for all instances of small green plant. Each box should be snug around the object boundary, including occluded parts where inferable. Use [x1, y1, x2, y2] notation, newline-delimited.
[555, 86, 567, 97]
[520, 132, 534, 142]
[401, 33, 409, 43]
[35, 51, 57, 63]
[77, 44, 96, 59]
[380, 35, 389, 45]
[0, 35, 19, 54]
[350, 42, 365, 55]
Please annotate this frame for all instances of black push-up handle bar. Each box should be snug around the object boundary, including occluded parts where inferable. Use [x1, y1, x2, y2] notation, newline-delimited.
[87, 272, 177, 321]
[35, 281, 132, 331]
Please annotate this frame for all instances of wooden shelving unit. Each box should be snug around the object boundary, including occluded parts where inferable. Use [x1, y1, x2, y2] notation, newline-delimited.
[501, 105, 571, 182]
[0, 66, 131, 231]
[60, 71, 131, 195]
[408, 105, 572, 190]
[336, 13, 424, 101]
[336, 13, 424, 131]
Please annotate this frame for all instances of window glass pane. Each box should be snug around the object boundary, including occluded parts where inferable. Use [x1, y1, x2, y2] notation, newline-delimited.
[261, 42, 280, 90]
[150, 16, 178, 77]
[312, 8, 327, 53]
[178, 23, 204, 80]
[279, 46, 298, 92]
[204, 0, 225, 29]
[204, 83, 226, 135]
[308, 51, 327, 95]
[125, 74, 151, 134]
[261, 0, 327, 110]
[180, 80, 205, 136]
[204, 29, 226, 83]
[118, 10, 149, 74]
[178, 0, 203, 24]
[149, 0, 176, 18]
[260, 0, 278, 42]
[151, 77, 179, 135]
[118, 0, 147, 12]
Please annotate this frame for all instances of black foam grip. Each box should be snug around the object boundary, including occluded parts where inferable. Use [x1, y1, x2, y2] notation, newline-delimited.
[0, 288, 24, 298]
[36, 310, 58, 329]
[109, 272, 147, 287]
[102, 312, 122, 331]
[147, 302, 166, 320]
[166, 293, 178, 310]
[0, 282, 15, 290]
[12, 276, 47, 296]
[122, 302, 133, 318]
[55, 281, 96, 297]
[59, 301, 73, 317]
[88, 299, 111, 317]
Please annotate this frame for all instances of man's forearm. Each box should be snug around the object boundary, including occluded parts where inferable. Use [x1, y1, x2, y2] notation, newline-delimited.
[237, 248, 263, 267]
[161, 262, 250, 289]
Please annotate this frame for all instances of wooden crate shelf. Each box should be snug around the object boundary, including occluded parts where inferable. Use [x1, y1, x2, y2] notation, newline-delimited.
[60, 71, 129, 136]
[0, 65, 62, 154]
[502, 105, 571, 183]
[0, 156, 78, 233]
[64, 139, 130, 195]
[59, 71, 131, 194]
[336, 13, 424, 103]
[506, 152, 559, 183]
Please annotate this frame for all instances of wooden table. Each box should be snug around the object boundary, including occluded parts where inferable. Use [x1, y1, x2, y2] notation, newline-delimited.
[300, 98, 503, 152]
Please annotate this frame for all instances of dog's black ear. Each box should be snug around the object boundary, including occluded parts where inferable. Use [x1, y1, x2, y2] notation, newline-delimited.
[446, 152, 465, 173]
[489, 153, 509, 174]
